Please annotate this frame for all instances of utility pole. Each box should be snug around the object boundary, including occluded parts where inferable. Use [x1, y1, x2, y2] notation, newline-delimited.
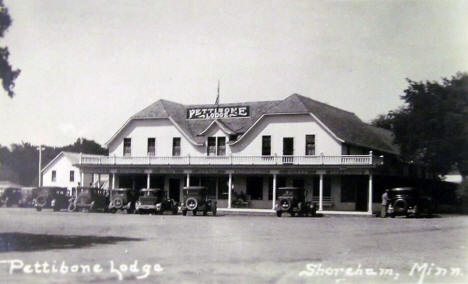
[37, 145, 45, 187]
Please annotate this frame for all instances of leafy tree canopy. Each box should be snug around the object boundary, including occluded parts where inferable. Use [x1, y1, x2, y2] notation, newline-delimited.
[0, 0, 20, 97]
[371, 73, 468, 179]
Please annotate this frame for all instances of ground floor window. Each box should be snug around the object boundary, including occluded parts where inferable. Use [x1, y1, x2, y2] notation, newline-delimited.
[340, 175, 367, 202]
[247, 176, 263, 200]
[218, 176, 229, 199]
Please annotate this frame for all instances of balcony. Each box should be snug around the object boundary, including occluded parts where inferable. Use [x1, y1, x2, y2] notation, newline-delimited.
[80, 153, 383, 167]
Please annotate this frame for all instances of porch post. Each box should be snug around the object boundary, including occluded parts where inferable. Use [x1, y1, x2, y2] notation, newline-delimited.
[81, 171, 84, 186]
[319, 174, 324, 211]
[272, 173, 277, 210]
[146, 173, 150, 189]
[112, 173, 115, 189]
[186, 173, 190, 187]
[368, 173, 373, 214]
[228, 173, 232, 209]
[98, 174, 101, 187]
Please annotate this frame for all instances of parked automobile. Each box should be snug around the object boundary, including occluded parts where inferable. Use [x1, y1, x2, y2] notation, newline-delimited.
[108, 188, 135, 213]
[180, 186, 217, 216]
[0, 187, 22, 207]
[33, 187, 70, 212]
[386, 187, 435, 218]
[70, 187, 109, 212]
[19, 187, 37, 207]
[275, 187, 317, 217]
[135, 188, 178, 215]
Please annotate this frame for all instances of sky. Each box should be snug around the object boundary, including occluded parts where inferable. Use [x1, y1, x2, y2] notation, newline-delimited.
[0, 0, 467, 147]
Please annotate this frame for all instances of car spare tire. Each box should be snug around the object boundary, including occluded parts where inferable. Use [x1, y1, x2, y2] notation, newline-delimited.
[393, 199, 408, 213]
[35, 196, 47, 208]
[185, 197, 198, 210]
[279, 199, 291, 210]
[113, 198, 123, 208]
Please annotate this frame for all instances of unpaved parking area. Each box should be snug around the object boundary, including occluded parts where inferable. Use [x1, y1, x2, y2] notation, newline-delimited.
[0, 208, 467, 283]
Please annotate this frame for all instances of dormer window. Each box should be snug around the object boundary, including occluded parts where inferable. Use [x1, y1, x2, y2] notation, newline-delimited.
[207, 136, 226, 156]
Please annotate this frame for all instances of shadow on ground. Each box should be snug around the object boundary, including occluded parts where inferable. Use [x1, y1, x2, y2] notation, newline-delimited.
[0, 233, 142, 253]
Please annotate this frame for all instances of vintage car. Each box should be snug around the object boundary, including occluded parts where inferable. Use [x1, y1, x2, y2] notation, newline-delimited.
[180, 186, 217, 216]
[70, 187, 109, 212]
[18, 187, 37, 207]
[33, 187, 70, 211]
[135, 188, 178, 215]
[0, 187, 22, 207]
[108, 188, 135, 213]
[386, 187, 435, 218]
[275, 187, 317, 217]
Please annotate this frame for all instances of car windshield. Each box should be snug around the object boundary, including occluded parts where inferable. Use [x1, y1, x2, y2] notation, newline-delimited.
[277, 188, 300, 196]
[140, 191, 157, 197]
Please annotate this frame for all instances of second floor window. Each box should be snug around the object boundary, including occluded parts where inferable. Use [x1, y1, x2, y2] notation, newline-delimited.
[147, 138, 156, 156]
[172, 137, 181, 156]
[52, 170, 56, 182]
[305, 135, 315, 155]
[217, 137, 226, 156]
[207, 137, 216, 156]
[123, 138, 131, 156]
[69, 170, 74, 182]
[262, 136, 271, 156]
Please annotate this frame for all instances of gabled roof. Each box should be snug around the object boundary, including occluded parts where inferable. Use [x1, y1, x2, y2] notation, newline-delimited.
[41, 152, 106, 173]
[107, 94, 399, 155]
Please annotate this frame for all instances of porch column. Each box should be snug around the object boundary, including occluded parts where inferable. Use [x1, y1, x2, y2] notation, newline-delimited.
[112, 173, 116, 189]
[228, 173, 232, 209]
[186, 173, 190, 187]
[146, 173, 151, 189]
[81, 171, 84, 186]
[368, 173, 373, 214]
[272, 173, 277, 210]
[98, 174, 101, 187]
[319, 174, 324, 211]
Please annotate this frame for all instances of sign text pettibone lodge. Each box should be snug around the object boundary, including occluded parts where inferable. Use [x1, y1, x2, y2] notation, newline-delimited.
[186, 106, 250, 119]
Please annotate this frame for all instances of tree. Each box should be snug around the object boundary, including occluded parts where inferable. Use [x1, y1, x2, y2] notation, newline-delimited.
[371, 73, 468, 186]
[0, 0, 20, 97]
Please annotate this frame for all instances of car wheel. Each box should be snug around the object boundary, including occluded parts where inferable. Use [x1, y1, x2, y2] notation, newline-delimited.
[193, 210, 197, 216]
[212, 204, 217, 216]
[203, 209, 208, 216]
[36, 207, 42, 212]
[290, 212, 296, 217]
[276, 211, 282, 217]
[172, 207, 178, 215]
[182, 210, 187, 216]
[126, 209, 133, 214]
[53, 206, 59, 212]
[110, 208, 117, 214]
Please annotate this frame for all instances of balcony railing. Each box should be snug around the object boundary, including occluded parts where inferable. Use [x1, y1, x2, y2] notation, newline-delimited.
[80, 153, 384, 167]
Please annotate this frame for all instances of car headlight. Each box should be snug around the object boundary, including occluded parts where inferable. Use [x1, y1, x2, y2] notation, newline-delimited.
[136, 201, 141, 206]
[156, 203, 162, 209]
[51, 200, 56, 207]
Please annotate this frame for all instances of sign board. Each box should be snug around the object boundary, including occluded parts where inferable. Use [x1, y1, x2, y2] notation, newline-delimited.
[187, 106, 250, 120]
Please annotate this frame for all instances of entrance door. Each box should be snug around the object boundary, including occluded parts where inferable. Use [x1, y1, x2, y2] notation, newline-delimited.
[169, 179, 180, 202]
[283, 137, 294, 164]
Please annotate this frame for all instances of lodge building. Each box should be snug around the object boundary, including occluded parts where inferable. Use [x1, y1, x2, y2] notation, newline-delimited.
[76, 93, 409, 215]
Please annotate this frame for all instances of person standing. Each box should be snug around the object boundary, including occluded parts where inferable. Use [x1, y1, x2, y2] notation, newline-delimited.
[381, 189, 389, 218]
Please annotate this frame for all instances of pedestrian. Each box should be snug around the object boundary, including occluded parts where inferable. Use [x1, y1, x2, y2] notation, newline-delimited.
[381, 189, 389, 218]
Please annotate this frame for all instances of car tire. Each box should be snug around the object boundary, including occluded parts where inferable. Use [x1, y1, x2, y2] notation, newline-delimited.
[36, 207, 42, 212]
[182, 210, 187, 216]
[172, 207, 178, 215]
[290, 212, 296, 217]
[53, 206, 59, 212]
[193, 210, 197, 216]
[212, 204, 217, 216]
[110, 208, 117, 214]
[203, 209, 208, 216]
[276, 211, 282, 217]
